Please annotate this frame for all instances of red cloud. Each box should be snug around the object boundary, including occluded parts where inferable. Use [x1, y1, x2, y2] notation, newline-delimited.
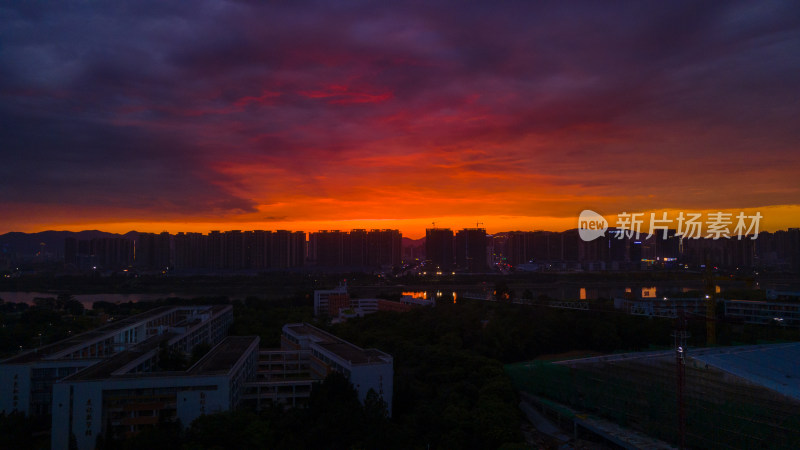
[300, 84, 393, 104]
[234, 90, 282, 108]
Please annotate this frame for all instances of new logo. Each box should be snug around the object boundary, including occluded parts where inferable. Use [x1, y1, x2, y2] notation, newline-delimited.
[578, 209, 608, 241]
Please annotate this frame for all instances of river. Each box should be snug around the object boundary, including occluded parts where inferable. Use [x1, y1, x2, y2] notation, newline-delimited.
[0, 292, 186, 309]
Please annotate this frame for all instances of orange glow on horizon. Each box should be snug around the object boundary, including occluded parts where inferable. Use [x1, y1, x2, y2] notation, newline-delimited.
[3, 3, 799, 242]
[7, 204, 800, 239]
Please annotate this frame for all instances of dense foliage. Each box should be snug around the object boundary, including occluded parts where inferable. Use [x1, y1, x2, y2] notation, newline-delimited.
[101, 372, 398, 450]
[2, 288, 799, 449]
[0, 294, 98, 357]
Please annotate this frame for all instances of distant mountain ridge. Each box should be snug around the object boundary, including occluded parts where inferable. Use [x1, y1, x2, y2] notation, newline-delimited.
[402, 237, 425, 247]
[1, 231, 426, 257]
[0, 231, 140, 256]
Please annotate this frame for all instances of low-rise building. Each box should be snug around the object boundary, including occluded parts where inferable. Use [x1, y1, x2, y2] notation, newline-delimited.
[313, 282, 350, 316]
[51, 335, 258, 450]
[244, 323, 393, 415]
[1, 308, 394, 449]
[612, 296, 800, 327]
[0, 305, 233, 418]
[724, 299, 800, 327]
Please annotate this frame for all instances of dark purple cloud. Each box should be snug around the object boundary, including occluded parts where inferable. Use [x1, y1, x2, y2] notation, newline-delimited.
[1, 0, 799, 231]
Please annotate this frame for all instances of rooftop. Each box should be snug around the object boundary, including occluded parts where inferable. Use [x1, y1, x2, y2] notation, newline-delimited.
[316, 342, 389, 365]
[189, 336, 259, 375]
[690, 342, 800, 402]
[284, 323, 390, 366]
[285, 323, 337, 343]
[62, 333, 177, 381]
[556, 342, 800, 402]
[1, 306, 176, 364]
[63, 335, 259, 382]
[2, 305, 231, 365]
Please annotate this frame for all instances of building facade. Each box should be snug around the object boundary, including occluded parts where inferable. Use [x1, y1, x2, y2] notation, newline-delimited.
[51, 335, 258, 450]
[3, 309, 395, 449]
[313, 282, 351, 316]
[425, 228, 454, 271]
[277, 323, 393, 414]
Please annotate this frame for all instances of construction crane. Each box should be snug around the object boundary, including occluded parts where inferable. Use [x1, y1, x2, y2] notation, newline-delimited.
[673, 310, 689, 450]
[704, 253, 717, 346]
[673, 252, 717, 449]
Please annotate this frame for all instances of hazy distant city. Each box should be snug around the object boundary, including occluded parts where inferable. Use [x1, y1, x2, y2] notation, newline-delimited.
[2, 226, 798, 275]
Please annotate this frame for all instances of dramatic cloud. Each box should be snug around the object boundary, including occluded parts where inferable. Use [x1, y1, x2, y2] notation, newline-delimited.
[1, 0, 799, 235]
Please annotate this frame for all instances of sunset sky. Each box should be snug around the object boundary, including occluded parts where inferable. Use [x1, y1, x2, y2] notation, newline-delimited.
[2, 1, 799, 238]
